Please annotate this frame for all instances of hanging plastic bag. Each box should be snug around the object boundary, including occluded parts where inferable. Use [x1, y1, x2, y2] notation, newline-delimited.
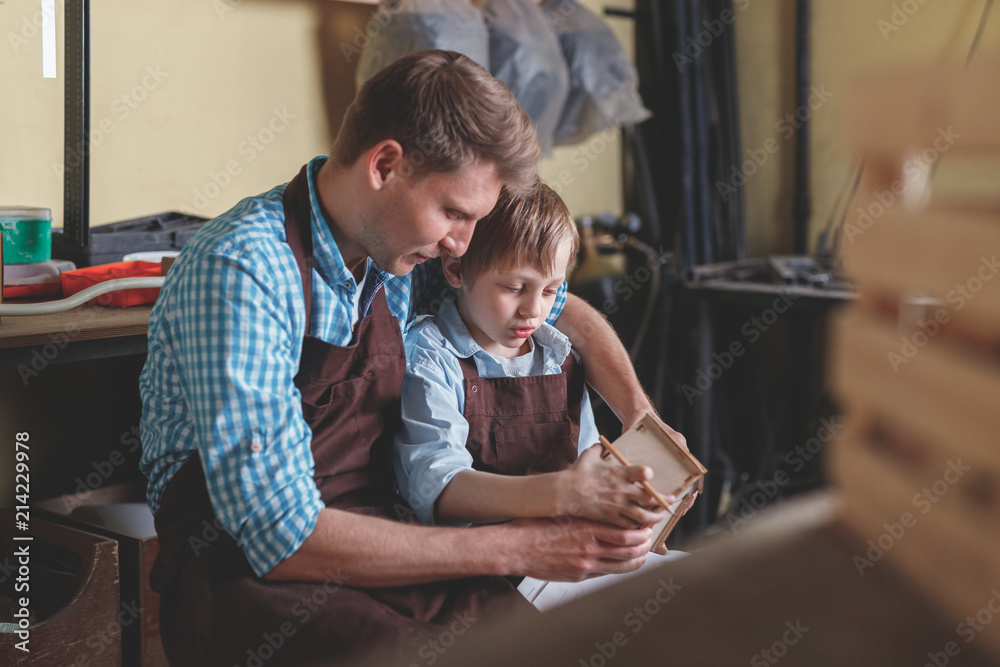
[541, 0, 651, 146]
[482, 0, 569, 156]
[355, 0, 490, 89]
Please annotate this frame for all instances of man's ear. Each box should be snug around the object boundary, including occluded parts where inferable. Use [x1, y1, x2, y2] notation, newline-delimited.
[441, 251, 465, 289]
[366, 140, 405, 191]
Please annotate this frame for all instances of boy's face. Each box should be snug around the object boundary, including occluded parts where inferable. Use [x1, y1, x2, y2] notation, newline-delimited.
[452, 240, 573, 359]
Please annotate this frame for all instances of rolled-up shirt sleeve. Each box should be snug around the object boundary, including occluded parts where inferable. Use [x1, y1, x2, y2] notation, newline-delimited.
[171, 248, 323, 577]
[393, 336, 474, 526]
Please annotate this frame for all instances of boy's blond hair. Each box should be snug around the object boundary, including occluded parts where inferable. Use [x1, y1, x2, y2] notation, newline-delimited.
[460, 181, 579, 284]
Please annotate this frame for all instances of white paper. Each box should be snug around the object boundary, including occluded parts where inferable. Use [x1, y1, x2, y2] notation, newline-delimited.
[517, 550, 688, 612]
[42, 0, 56, 78]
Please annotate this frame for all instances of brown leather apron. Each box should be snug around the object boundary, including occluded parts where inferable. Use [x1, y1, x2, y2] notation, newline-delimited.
[149, 164, 530, 667]
[460, 352, 586, 478]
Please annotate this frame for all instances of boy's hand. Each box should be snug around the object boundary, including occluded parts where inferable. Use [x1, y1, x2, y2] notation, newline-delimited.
[620, 411, 699, 519]
[552, 445, 668, 529]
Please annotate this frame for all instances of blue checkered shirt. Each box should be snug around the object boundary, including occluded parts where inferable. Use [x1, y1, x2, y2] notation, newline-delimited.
[139, 156, 566, 577]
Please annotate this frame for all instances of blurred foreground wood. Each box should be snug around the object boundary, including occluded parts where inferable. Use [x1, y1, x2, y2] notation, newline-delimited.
[349, 495, 993, 666]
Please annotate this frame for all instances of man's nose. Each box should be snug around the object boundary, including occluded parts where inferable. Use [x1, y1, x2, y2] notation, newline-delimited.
[440, 221, 476, 257]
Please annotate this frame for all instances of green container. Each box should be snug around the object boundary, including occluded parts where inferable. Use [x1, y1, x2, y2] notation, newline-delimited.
[1, 207, 52, 264]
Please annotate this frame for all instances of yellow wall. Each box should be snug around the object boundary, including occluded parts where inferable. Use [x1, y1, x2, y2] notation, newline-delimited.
[735, 0, 1000, 256]
[3, 1, 997, 252]
[1, 0, 633, 229]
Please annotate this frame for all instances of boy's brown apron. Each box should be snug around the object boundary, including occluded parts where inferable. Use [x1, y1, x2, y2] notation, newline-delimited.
[149, 164, 529, 667]
[459, 346, 587, 476]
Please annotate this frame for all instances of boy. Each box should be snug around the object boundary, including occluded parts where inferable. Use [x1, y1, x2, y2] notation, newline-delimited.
[394, 182, 669, 535]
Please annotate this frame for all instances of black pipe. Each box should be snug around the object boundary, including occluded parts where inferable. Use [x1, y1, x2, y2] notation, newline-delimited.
[714, 0, 747, 260]
[64, 0, 91, 250]
[675, 0, 698, 269]
[793, 0, 811, 254]
[689, 0, 715, 265]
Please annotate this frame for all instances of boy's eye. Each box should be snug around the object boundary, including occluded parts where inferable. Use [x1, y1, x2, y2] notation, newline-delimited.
[503, 285, 522, 293]
[543, 289, 558, 297]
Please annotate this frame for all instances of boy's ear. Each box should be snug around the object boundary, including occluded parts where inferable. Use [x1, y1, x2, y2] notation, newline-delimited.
[441, 251, 464, 289]
[366, 140, 405, 191]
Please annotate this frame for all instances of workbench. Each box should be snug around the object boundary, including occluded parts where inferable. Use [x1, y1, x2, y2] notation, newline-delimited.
[0, 305, 151, 369]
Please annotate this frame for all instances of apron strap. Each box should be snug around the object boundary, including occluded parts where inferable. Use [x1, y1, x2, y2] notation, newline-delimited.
[457, 354, 480, 382]
[282, 163, 315, 330]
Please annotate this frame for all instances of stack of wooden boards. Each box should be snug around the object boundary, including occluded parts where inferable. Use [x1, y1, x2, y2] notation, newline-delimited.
[830, 62, 1000, 658]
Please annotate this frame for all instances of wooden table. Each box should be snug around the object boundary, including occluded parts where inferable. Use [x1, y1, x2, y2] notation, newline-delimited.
[0, 305, 151, 368]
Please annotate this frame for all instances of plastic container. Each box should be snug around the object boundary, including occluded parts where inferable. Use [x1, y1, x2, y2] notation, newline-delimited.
[3, 259, 76, 299]
[61, 260, 162, 308]
[51, 210, 207, 267]
[0, 207, 52, 264]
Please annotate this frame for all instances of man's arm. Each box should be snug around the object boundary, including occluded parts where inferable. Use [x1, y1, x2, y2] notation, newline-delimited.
[554, 294, 686, 446]
[264, 507, 654, 586]
[554, 294, 696, 537]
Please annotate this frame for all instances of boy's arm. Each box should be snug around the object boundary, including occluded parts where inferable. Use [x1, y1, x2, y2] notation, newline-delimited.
[392, 329, 483, 525]
[436, 450, 667, 528]
[554, 294, 688, 447]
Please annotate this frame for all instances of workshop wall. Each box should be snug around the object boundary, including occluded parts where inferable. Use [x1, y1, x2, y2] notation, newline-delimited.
[4, 1, 997, 251]
[735, 0, 1000, 256]
[1, 0, 633, 229]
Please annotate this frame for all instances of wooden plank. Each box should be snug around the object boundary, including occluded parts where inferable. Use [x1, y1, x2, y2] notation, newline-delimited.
[829, 308, 1000, 475]
[0, 510, 122, 666]
[832, 434, 1000, 659]
[831, 412, 1000, 565]
[849, 61, 1000, 171]
[0, 305, 151, 350]
[840, 208, 1000, 340]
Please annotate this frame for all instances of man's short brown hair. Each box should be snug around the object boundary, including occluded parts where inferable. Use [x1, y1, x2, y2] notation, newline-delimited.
[460, 181, 579, 285]
[332, 50, 541, 195]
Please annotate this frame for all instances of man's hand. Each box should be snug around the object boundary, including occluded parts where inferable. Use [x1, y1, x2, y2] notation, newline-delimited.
[499, 517, 654, 582]
[622, 410, 689, 452]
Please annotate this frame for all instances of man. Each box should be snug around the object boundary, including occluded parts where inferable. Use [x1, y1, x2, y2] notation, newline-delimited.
[140, 50, 681, 666]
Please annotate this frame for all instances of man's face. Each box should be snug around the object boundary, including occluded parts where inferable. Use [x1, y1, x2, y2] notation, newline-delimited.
[359, 160, 503, 276]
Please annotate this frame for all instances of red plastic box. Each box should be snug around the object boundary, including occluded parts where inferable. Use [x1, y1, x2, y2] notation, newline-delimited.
[60, 260, 162, 308]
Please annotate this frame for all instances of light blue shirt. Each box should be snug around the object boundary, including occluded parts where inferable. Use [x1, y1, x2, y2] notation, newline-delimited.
[393, 298, 601, 526]
[140, 157, 568, 577]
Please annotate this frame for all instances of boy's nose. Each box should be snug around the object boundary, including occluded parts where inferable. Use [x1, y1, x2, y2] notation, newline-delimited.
[521, 294, 543, 319]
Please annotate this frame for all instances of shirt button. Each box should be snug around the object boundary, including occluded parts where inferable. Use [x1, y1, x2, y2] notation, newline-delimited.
[471, 385, 478, 394]
[250, 441, 263, 453]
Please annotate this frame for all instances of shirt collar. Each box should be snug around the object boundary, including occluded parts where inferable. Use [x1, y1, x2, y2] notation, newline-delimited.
[434, 297, 573, 365]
